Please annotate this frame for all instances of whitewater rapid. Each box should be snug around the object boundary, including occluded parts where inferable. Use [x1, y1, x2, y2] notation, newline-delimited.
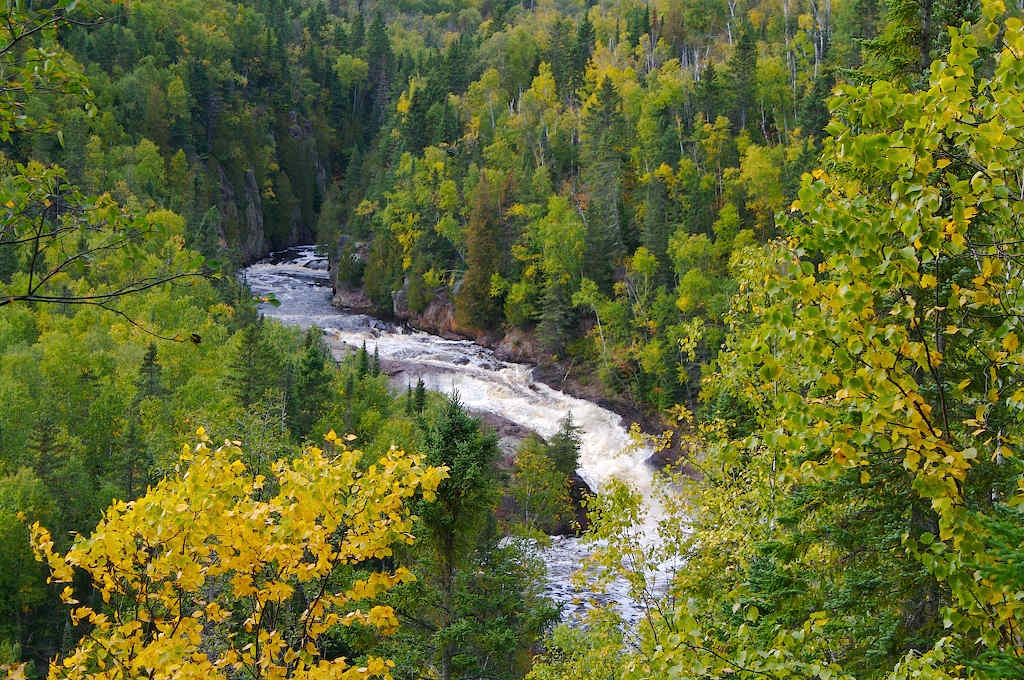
[243, 246, 673, 624]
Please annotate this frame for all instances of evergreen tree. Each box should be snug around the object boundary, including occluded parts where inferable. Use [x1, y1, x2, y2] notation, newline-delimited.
[135, 343, 165, 400]
[289, 332, 333, 437]
[569, 12, 595, 96]
[859, 0, 977, 85]
[357, 341, 370, 377]
[414, 377, 427, 414]
[188, 206, 222, 260]
[455, 178, 503, 329]
[350, 11, 365, 51]
[405, 382, 415, 416]
[727, 25, 758, 133]
[121, 412, 151, 499]
[27, 419, 62, 488]
[536, 279, 575, 355]
[695, 64, 722, 122]
[372, 345, 381, 376]
[344, 370, 356, 400]
[797, 73, 835, 139]
[227, 320, 282, 408]
[546, 18, 574, 99]
[547, 412, 582, 477]
[641, 174, 676, 285]
[580, 78, 628, 292]
[366, 11, 393, 127]
[625, 5, 650, 47]
[415, 395, 501, 680]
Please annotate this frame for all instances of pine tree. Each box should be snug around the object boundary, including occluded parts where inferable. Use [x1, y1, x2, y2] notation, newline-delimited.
[581, 77, 628, 292]
[455, 178, 503, 330]
[135, 343, 166, 400]
[625, 5, 650, 47]
[695, 64, 722, 122]
[797, 73, 835, 139]
[289, 342, 332, 437]
[414, 377, 427, 414]
[357, 341, 370, 377]
[537, 279, 575, 355]
[27, 418, 61, 486]
[727, 25, 758, 134]
[641, 174, 676, 286]
[350, 11, 365, 51]
[569, 12, 595, 96]
[227, 320, 282, 408]
[547, 412, 582, 477]
[366, 11, 392, 127]
[344, 370, 355, 399]
[188, 206, 222, 260]
[547, 17, 574, 99]
[372, 346, 381, 376]
[859, 0, 975, 85]
[417, 395, 501, 680]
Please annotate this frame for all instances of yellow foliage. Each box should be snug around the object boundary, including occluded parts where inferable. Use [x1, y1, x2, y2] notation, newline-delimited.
[30, 432, 447, 680]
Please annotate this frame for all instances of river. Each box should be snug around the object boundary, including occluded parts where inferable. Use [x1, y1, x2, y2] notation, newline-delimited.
[243, 246, 673, 625]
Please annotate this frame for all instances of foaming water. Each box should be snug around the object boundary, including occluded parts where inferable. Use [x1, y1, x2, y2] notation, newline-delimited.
[244, 246, 674, 624]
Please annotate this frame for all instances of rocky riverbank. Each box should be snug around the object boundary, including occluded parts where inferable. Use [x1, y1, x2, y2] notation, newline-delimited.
[333, 279, 692, 472]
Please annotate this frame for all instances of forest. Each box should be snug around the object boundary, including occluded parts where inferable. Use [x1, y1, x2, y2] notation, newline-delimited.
[1, 0, 1024, 679]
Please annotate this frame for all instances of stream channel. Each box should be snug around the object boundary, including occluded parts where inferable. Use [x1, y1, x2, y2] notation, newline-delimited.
[244, 246, 674, 625]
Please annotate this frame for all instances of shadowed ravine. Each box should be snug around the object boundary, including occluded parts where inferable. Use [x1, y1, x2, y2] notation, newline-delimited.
[244, 246, 674, 624]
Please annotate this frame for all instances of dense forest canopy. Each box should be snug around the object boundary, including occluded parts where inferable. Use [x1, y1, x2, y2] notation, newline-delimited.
[1, 0, 1024, 679]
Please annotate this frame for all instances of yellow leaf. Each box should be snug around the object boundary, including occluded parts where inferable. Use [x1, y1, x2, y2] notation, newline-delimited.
[1003, 332, 1019, 352]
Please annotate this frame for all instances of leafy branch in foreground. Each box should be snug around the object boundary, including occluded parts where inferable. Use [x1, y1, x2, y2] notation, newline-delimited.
[0, 161, 213, 339]
[28, 428, 447, 680]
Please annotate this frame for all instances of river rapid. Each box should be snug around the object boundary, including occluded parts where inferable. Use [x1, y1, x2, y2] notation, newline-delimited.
[243, 246, 673, 625]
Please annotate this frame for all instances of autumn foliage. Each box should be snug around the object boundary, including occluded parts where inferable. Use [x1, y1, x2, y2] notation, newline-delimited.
[29, 429, 446, 680]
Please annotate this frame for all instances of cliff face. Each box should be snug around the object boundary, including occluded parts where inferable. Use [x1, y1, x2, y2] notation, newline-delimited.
[211, 159, 266, 264]
[209, 111, 329, 265]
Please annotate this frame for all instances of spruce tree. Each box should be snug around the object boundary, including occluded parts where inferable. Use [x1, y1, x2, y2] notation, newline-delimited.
[289, 332, 333, 437]
[537, 279, 575, 355]
[547, 412, 582, 477]
[366, 11, 392, 127]
[227, 320, 282, 408]
[695, 64, 722, 122]
[357, 341, 370, 377]
[727, 25, 758, 134]
[350, 11, 365, 51]
[417, 395, 501, 680]
[641, 175, 676, 286]
[414, 377, 427, 414]
[135, 343, 165, 400]
[27, 418, 61, 486]
[121, 412, 151, 499]
[344, 370, 355, 400]
[580, 77, 628, 292]
[454, 179, 503, 330]
[569, 13, 595, 96]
